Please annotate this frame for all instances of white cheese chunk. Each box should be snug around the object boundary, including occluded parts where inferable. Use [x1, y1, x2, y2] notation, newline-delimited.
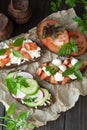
[0, 55, 7, 59]
[42, 67, 51, 76]
[71, 58, 78, 66]
[59, 64, 67, 72]
[69, 74, 77, 79]
[52, 59, 62, 66]
[54, 72, 64, 81]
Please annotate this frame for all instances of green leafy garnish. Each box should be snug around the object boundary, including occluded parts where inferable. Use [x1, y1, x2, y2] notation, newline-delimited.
[50, 0, 87, 33]
[0, 48, 6, 55]
[46, 65, 58, 76]
[63, 60, 83, 80]
[12, 50, 22, 57]
[23, 97, 37, 103]
[0, 103, 35, 130]
[13, 37, 24, 47]
[57, 38, 78, 56]
[16, 76, 30, 88]
[6, 75, 30, 95]
[6, 78, 17, 95]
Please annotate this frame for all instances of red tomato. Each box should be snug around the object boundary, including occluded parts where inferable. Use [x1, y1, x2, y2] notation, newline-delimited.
[37, 19, 69, 53]
[20, 50, 31, 60]
[0, 56, 10, 67]
[24, 42, 38, 50]
[69, 31, 87, 56]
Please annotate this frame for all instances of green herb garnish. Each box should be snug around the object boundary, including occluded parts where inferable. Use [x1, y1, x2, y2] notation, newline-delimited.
[12, 50, 22, 57]
[23, 97, 37, 103]
[0, 48, 6, 55]
[57, 38, 78, 56]
[14, 37, 24, 47]
[50, 0, 87, 33]
[0, 103, 35, 130]
[46, 65, 58, 76]
[6, 75, 30, 95]
[63, 60, 83, 80]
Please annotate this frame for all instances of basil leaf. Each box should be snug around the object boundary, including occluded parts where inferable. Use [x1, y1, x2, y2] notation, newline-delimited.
[6, 78, 17, 95]
[0, 48, 6, 55]
[14, 37, 24, 47]
[7, 121, 16, 130]
[63, 68, 74, 76]
[74, 60, 83, 70]
[46, 66, 51, 71]
[74, 70, 83, 80]
[17, 112, 29, 121]
[7, 103, 15, 116]
[57, 38, 78, 56]
[12, 50, 22, 57]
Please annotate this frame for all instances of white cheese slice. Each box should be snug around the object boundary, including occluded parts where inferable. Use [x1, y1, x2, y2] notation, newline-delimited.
[52, 59, 62, 66]
[71, 58, 78, 66]
[42, 67, 51, 76]
[54, 72, 64, 81]
[69, 74, 77, 79]
[59, 64, 67, 72]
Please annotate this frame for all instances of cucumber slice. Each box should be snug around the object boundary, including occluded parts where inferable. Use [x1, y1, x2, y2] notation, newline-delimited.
[6, 71, 16, 79]
[23, 88, 51, 107]
[20, 78, 39, 95]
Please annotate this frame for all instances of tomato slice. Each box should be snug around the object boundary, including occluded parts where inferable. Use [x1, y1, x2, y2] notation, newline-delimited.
[0, 56, 10, 67]
[69, 31, 87, 56]
[37, 19, 69, 53]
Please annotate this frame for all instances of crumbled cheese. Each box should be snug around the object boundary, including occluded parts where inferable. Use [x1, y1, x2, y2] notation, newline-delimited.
[0, 55, 7, 59]
[69, 74, 77, 80]
[52, 59, 62, 66]
[42, 67, 51, 76]
[59, 64, 67, 72]
[54, 72, 64, 81]
[29, 50, 41, 59]
[71, 58, 78, 66]
[54, 39, 64, 46]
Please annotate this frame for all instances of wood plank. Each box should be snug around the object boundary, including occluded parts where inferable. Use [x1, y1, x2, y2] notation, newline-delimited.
[65, 96, 87, 130]
[35, 113, 65, 130]
[0, 103, 5, 130]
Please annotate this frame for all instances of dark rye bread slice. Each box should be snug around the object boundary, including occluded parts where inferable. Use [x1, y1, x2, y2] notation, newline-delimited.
[6, 70, 55, 109]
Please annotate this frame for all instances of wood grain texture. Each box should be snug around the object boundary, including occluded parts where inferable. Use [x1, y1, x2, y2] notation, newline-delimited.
[0, 0, 87, 130]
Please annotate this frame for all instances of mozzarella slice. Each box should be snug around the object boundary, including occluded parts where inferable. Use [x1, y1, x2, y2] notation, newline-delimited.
[52, 59, 62, 66]
[71, 58, 78, 66]
[54, 72, 64, 81]
[59, 64, 67, 72]
[69, 74, 77, 79]
[42, 67, 51, 76]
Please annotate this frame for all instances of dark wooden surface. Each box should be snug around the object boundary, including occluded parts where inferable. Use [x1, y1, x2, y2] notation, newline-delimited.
[0, 0, 87, 130]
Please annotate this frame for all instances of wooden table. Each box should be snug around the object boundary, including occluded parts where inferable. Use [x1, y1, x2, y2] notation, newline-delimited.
[0, 0, 87, 130]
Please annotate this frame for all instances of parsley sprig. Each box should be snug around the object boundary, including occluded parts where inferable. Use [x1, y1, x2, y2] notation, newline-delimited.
[0, 103, 35, 130]
[6, 75, 30, 95]
[63, 60, 83, 80]
[57, 38, 78, 56]
[50, 0, 87, 33]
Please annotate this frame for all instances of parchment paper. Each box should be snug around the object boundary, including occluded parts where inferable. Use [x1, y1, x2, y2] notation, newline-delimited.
[0, 8, 87, 130]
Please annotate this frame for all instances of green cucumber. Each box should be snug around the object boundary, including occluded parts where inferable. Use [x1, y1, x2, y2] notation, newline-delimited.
[20, 78, 39, 95]
[23, 88, 51, 107]
[6, 72, 16, 79]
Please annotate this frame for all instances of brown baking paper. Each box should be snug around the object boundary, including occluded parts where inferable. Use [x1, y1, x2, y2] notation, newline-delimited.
[0, 8, 87, 130]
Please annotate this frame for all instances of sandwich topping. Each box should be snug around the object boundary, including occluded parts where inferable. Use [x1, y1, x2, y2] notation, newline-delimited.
[6, 70, 52, 108]
[36, 57, 86, 85]
[0, 37, 41, 68]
